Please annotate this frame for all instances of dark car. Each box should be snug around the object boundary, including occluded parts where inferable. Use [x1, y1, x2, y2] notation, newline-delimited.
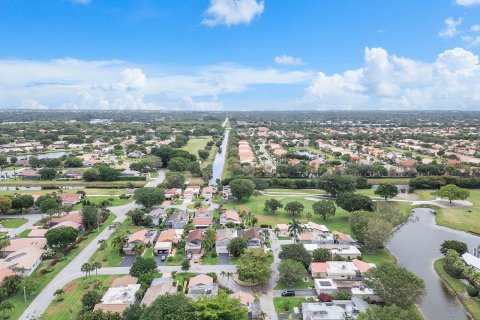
[281, 291, 295, 297]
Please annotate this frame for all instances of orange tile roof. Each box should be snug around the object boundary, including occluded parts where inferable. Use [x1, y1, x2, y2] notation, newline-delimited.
[310, 262, 328, 273]
[0, 269, 15, 282]
[111, 275, 138, 287]
[189, 274, 213, 287]
[352, 259, 373, 273]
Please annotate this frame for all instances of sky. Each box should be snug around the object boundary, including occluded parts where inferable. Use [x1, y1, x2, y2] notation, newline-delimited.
[0, 0, 480, 111]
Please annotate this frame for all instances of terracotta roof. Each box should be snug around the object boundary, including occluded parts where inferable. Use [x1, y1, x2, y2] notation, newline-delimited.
[192, 217, 213, 226]
[158, 229, 176, 242]
[188, 274, 213, 287]
[231, 291, 255, 306]
[187, 229, 204, 242]
[27, 228, 48, 238]
[127, 229, 150, 244]
[20, 169, 40, 177]
[352, 259, 374, 273]
[310, 262, 328, 273]
[58, 193, 82, 204]
[276, 224, 289, 231]
[299, 233, 312, 241]
[3, 238, 47, 252]
[242, 228, 262, 241]
[111, 275, 138, 287]
[0, 269, 15, 282]
[222, 210, 240, 222]
[50, 212, 83, 225]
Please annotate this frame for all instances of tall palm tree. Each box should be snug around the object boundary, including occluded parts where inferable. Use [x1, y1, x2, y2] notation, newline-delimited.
[288, 219, 305, 242]
[91, 261, 102, 275]
[220, 270, 226, 283]
[225, 271, 233, 286]
[0, 238, 10, 258]
[81, 262, 92, 277]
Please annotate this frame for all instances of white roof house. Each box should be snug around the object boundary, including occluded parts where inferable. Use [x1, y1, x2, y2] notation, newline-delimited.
[462, 253, 480, 272]
[302, 300, 360, 320]
[330, 246, 362, 259]
[314, 278, 338, 295]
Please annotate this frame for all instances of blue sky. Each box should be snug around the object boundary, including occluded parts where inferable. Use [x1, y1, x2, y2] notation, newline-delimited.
[0, 0, 479, 110]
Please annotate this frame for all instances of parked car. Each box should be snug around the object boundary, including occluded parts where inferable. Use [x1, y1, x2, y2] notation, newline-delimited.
[281, 291, 295, 297]
[160, 255, 166, 262]
[187, 252, 193, 260]
[193, 256, 199, 263]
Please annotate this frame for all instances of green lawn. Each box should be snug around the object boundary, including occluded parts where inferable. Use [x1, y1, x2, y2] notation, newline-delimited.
[274, 278, 313, 290]
[84, 195, 134, 207]
[182, 136, 212, 155]
[361, 248, 396, 266]
[0, 217, 28, 228]
[366, 177, 411, 185]
[18, 229, 31, 238]
[4, 213, 116, 320]
[42, 275, 118, 320]
[150, 171, 159, 178]
[290, 146, 336, 160]
[273, 297, 311, 314]
[0, 180, 145, 188]
[166, 249, 187, 266]
[385, 146, 435, 160]
[201, 256, 219, 265]
[88, 218, 141, 267]
[434, 259, 480, 319]
[415, 189, 480, 235]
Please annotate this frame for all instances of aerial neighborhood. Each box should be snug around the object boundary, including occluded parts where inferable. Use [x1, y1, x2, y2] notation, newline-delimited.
[0, 111, 478, 320]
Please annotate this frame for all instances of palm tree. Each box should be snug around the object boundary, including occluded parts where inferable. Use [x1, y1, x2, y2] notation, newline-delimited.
[132, 242, 145, 256]
[81, 262, 92, 277]
[91, 261, 102, 276]
[225, 271, 233, 286]
[111, 232, 128, 250]
[288, 219, 305, 242]
[220, 270, 226, 283]
[0, 238, 10, 258]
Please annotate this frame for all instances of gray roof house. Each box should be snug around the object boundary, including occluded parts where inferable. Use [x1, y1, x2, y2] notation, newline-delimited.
[166, 210, 189, 229]
[215, 228, 237, 255]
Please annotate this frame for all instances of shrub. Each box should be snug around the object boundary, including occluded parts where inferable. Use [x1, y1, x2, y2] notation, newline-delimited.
[466, 285, 479, 297]
[50, 259, 58, 266]
[177, 284, 183, 292]
[443, 264, 463, 279]
[210, 252, 217, 258]
[319, 293, 332, 302]
[39, 268, 47, 275]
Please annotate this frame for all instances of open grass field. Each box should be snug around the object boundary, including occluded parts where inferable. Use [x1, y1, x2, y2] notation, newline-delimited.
[366, 177, 412, 185]
[5, 213, 116, 320]
[89, 218, 141, 267]
[0, 180, 145, 188]
[416, 189, 480, 235]
[385, 146, 435, 160]
[84, 195, 134, 207]
[290, 146, 336, 161]
[0, 188, 132, 196]
[274, 278, 313, 290]
[273, 297, 310, 314]
[42, 275, 118, 320]
[182, 136, 212, 155]
[434, 259, 480, 319]
[0, 217, 27, 228]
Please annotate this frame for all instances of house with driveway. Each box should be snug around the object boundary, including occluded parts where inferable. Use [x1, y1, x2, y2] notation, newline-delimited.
[185, 229, 203, 254]
[0, 247, 45, 276]
[219, 210, 242, 226]
[153, 229, 182, 256]
[123, 229, 158, 255]
[187, 274, 217, 300]
[241, 228, 265, 249]
[215, 228, 237, 255]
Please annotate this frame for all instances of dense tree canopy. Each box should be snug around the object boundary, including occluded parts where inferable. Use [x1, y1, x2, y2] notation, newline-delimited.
[229, 179, 255, 200]
[134, 188, 165, 208]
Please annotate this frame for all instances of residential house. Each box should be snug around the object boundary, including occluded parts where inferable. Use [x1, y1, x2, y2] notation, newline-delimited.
[313, 278, 338, 295]
[310, 262, 359, 280]
[462, 252, 480, 272]
[305, 222, 329, 234]
[141, 278, 176, 306]
[123, 229, 158, 255]
[185, 229, 203, 254]
[64, 169, 83, 180]
[153, 229, 182, 255]
[164, 188, 182, 200]
[3, 238, 47, 255]
[201, 186, 215, 202]
[58, 193, 83, 207]
[148, 207, 166, 226]
[19, 169, 41, 180]
[241, 228, 264, 249]
[215, 228, 237, 255]
[50, 212, 83, 228]
[330, 246, 362, 259]
[166, 210, 189, 229]
[230, 292, 261, 320]
[94, 275, 141, 314]
[351, 286, 382, 302]
[219, 210, 242, 226]
[26, 227, 48, 238]
[0, 247, 45, 276]
[120, 169, 140, 177]
[192, 209, 213, 229]
[222, 186, 233, 200]
[302, 300, 361, 320]
[0, 269, 15, 283]
[187, 274, 217, 299]
[184, 185, 200, 199]
[276, 224, 290, 237]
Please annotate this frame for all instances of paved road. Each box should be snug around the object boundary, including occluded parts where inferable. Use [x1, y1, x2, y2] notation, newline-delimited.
[145, 169, 166, 188]
[0, 213, 44, 238]
[20, 170, 166, 320]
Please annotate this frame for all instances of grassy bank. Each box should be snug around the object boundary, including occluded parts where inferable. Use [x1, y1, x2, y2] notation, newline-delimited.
[41, 275, 119, 320]
[0, 217, 28, 228]
[182, 136, 212, 155]
[434, 259, 480, 319]
[0, 180, 145, 188]
[416, 190, 480, 235]
[5, 213, 116, 320]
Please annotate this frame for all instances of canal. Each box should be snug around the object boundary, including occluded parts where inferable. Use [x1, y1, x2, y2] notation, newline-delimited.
[387, 207, 480, 320]
[208, 128, 230, 186]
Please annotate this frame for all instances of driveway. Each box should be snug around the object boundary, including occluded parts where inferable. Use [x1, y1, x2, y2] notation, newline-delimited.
[0, 213, 44, 238]
[120, 255, 136, 267]
[218, 253, 230, 265]
[274, 289, 316, 297]
[144, 169, 166, 188]
[155, 254, 167, 266]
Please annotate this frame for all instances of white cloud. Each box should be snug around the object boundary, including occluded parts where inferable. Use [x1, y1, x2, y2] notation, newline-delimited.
[0, 59, 312, 110]
[471, 25, 480, 32]
[202, 0, 264, 26]
[439, 17, 463, 38]
[455, 0, 480, 6]
[274, 55, 306, 66]
[462, 35, 480, 47]
[303, 47, 480, 110]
